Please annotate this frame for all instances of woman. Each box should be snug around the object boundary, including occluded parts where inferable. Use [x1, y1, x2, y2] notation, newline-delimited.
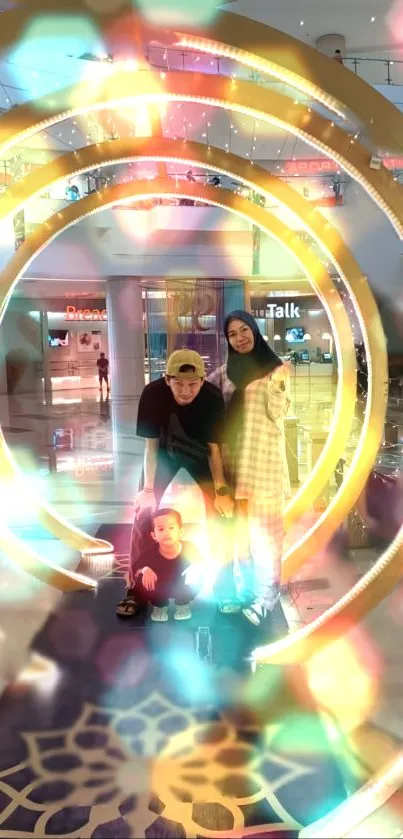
[209, 310, 291, 625]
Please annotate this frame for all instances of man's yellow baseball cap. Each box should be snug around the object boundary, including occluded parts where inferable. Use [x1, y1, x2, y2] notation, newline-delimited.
[166, 349, 205, 379]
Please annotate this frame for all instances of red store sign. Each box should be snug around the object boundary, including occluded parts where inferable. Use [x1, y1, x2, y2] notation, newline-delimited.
[283, 157, 403, 176]
[65, 305, 107, 321]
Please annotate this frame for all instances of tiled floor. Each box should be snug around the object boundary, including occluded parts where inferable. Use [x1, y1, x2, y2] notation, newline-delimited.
[0, 381, 402, 835]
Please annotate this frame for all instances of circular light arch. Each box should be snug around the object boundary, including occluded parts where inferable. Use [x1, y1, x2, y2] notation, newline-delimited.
[1, 137, 364, 534]
[0, 178, 386, 588]
[1, 1, 403, 152]
[1, 72, 403, 237]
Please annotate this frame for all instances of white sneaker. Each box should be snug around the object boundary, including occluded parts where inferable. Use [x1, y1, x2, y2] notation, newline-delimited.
[174, 604, 192, 621]
[242, 601, 267, 626]
[151, 606, 169, 622]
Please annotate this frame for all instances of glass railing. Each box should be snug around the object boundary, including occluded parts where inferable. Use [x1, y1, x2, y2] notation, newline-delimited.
[344, 56, 403, 87]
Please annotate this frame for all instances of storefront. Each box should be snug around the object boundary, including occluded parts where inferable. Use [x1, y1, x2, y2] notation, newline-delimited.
[2, 297, 110, 396]
[3, 281, 335, 397]
[144, 278, 245, 381]
[44, 301, 109, 392]
[249, 291, 335, 376]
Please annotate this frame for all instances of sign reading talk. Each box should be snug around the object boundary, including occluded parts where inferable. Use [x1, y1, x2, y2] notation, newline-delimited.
[65, 305, 107, 321]
[251, 302, 301, 318]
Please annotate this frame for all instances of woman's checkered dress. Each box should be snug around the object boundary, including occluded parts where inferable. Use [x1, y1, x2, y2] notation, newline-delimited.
[208, 363, 291, 609]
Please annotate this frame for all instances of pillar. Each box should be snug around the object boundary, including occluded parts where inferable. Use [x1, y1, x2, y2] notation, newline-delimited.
[0, 322, 9, 427]
[285, 417, 299, 486]
[252, 225, 261, 275]
[107, 278, 145, 486]
[223, 280, 245, 316]
[106, 278, 145, 400]
[39, 312, 52, 402]
[316, 34, 346, 58]
[307, 430, 332, 509]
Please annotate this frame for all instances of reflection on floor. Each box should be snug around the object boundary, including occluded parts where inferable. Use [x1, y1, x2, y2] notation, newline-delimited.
[0, 382, 403, 835]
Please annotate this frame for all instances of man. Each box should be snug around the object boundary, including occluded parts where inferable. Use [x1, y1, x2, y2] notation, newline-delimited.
[117, 349, 233, 616]
[96, 352, 109, 393]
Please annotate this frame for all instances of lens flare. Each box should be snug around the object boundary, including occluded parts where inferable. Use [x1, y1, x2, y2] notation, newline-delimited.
[7, 16, 103, 106]
[305, 632, 381, 732]
[137, 0, 219, 26]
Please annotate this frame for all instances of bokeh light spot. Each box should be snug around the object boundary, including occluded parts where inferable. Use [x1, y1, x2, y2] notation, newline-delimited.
[8, 15, 103, 105]
[305, 633, 381, 732]
[137, 0, 219, 26]
[49, 609, 98, 660]
[96, 634, 150, 687]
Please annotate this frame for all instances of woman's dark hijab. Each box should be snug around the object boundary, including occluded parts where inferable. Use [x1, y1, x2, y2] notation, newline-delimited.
[223, 310, 282, 450]
[224, 310, 282, 390]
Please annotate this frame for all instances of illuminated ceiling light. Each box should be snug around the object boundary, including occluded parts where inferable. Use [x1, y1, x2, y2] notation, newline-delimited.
[371, 16, 376, 22]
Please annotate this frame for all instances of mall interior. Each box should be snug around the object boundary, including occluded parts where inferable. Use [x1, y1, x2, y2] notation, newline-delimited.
[0, 1, 403, 837]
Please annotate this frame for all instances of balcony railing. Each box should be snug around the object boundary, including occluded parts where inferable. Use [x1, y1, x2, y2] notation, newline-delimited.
[342, 56, 403, 87]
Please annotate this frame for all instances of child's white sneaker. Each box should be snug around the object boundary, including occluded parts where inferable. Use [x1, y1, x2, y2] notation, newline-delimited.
[151, 605, 169, 622]
[174, 604, 192, 621]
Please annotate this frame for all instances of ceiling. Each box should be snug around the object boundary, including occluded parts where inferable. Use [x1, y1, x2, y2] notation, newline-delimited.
[0, 0, 398, 188]
[222, 0, 403, 56]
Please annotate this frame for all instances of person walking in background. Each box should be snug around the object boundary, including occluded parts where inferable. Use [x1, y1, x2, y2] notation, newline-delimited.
[209, 311, 291, 625]
[97, 352, 109, 394]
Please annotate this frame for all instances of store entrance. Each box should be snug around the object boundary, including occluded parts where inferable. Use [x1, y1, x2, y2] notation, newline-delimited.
[143, 278, 245, 382]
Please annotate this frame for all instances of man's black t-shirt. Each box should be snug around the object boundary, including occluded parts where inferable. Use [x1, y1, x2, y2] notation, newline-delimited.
[136, 377, 224, 486]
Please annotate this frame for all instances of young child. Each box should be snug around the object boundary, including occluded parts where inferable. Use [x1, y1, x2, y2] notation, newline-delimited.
[117, 508, 202, 621]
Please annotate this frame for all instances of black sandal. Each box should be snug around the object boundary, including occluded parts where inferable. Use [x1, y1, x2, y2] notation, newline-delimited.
[116, 597, 140, 617]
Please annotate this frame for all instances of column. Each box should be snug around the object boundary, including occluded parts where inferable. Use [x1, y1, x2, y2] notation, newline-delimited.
[107, 278, 145, 488]
[252, 225, 261, 276]
[39, 312, 52, 403]
[223, 280, 245, 316]
[307, 430, 330, 509]
[0, 322, 9, 427]
[285, 417, 299, 486]
[315, 34, 346, 57]
[106, 278, 145, 401]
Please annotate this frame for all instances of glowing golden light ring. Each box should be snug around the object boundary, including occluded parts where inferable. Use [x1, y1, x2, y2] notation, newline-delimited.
[172, 27, 403, 151]
[0, 5, 399, 828]
[1, 1, 402, 151]
[0, 430, 113, 562]
[0, 136, 360, 532]
[299, 747, 403, 837]
[1, 71, 402, 237]
[0, 515, 96, 592]
[1, 176, 395, 830]
[0, 179, 385, 591]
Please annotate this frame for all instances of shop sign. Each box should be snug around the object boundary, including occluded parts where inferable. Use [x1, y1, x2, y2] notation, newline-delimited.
[251, 302, 301, 318]
[283, 157, 403, 176]
[65, 305, 107, 321]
